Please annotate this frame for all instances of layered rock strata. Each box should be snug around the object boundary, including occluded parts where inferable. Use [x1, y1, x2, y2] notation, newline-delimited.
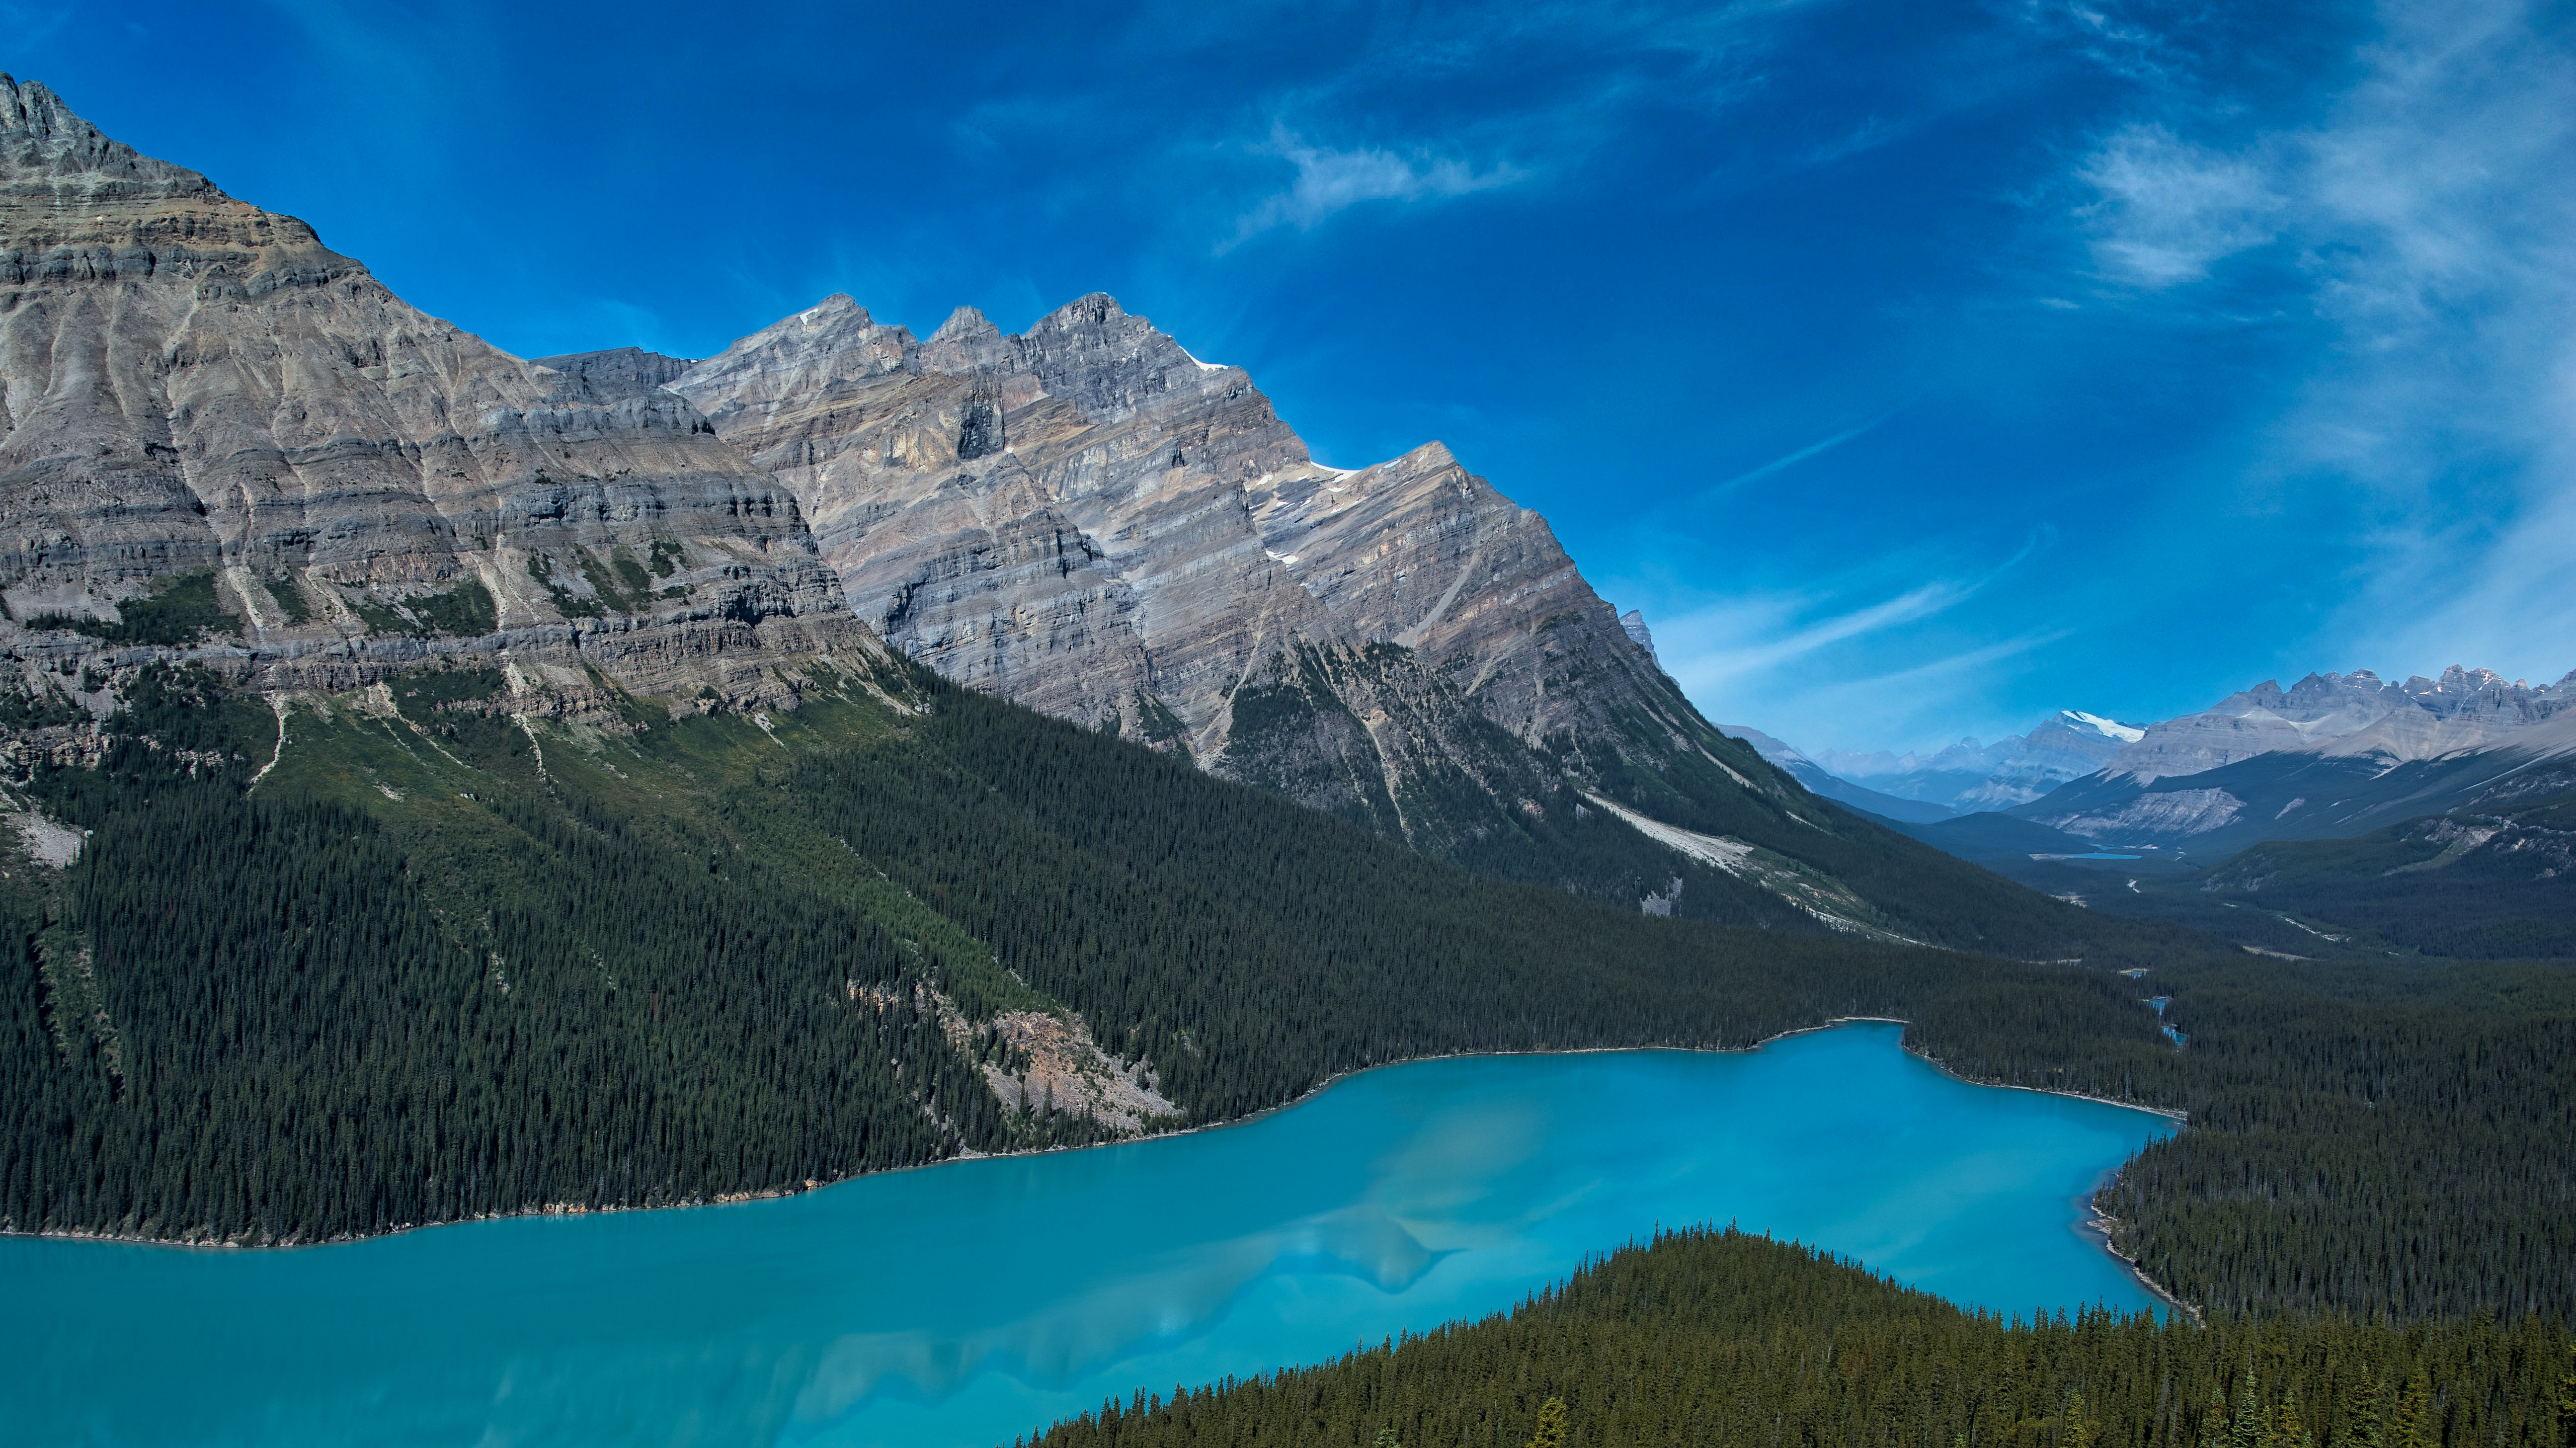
[0, 75, 859, 712]
[0, 76, 1830, 921]
[662, 293, 1740, 839]
[2090, 667, 2576, 785]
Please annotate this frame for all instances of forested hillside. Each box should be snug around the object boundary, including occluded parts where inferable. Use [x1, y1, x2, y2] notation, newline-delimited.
[1973, 789, 2576, 964]
[2098, 957, 2576, 1321]
[4, 658, 2571, 1329]
[2187, 794, 2576, 959]
[1026, 1228, 2576, 1448]
[0, 656, 2178, 1246]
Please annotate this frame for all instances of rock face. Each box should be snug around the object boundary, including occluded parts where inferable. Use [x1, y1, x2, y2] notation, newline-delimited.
[2003, 665, 2576, 852]
[2, 79, 2009, 941]
[1619, 609, 1656, 662]
[2094, 667, 2576, 785]
[0, 75, 862, 709]
[660, 293, 1727, 843]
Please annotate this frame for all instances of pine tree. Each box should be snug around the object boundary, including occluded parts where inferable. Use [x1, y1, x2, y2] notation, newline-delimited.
[2555, 1346, 2574, 1448]
[2266, 1396, 2311, 1448]
[2232, 1373, 2266, 1448]
[2389, 1375, 2434, 1448]
[2341, 1375, 2383, 1448]
[1527, 1398, 1568, 1448]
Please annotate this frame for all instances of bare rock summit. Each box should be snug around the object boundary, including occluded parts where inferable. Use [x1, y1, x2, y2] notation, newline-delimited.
[0, 75, 867, 710]
[659, 291, 1757, 847]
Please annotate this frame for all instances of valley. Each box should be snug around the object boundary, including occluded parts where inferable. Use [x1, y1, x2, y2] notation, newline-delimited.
[1, 56, 2571, 1448]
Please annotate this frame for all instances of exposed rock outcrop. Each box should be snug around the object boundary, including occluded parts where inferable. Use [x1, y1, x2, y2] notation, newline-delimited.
[661, 293, 1730, 842]
[0, 75, 858, 712]
[0, 77, 1924, 934]
[2096, 667, 2576, 784]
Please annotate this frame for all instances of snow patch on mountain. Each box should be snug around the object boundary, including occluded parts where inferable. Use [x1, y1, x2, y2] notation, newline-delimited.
[2064, 711, 2144, 744]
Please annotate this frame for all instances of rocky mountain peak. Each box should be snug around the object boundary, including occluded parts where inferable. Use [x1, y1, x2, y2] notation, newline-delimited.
[0, 82, 2002, 942]
[2057, 710, 2145, 743]
[0, 78, 855, 714]
[2086, 661, 2571, 784]
[2407, 664, 2505, 698]
[2, 77, 351, 292]
[675, 295, 916, 428]
[531, 346, 698, 401]
[667, 286, 1728, 849]
[930, 305, 999, 341]
[1, 75, 212, 199]
[920, 305, 1012, 373]
[1620, 610, 1658, 663]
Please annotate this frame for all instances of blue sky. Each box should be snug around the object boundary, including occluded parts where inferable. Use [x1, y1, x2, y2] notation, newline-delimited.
[8, 0, 2569, 752]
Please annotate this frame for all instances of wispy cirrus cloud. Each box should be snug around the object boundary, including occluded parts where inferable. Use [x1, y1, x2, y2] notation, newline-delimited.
[1660, 579, 1978, 691]
[1225, 125, 1524, 248]
[1701, 409, 1903, 501]
[1613, 520, 2068, 751]
[2076, 124, 2283, 287]
[2060, 0, 2576, 683]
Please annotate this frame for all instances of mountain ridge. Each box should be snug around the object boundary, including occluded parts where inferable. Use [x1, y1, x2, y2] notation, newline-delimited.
[1739, 662, 2576, 857]
[0, 76, 2128, 953]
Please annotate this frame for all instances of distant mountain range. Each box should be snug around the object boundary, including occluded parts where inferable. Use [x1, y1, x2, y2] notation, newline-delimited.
[1721, 664, 2576, 962]
[1803, 711, 2146, 812]
[2008, 667, 2576, 858]
[1729, 664, 2576, 866]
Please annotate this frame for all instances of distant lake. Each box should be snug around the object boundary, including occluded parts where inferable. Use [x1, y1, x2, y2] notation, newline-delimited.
[2, 1023, 2171, 1448]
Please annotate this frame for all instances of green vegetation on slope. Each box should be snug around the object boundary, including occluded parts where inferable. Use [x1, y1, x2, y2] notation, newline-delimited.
[1897, 946, 2576, 1323]
[2099, 957, 2576, 1321]
[1025, 1228, 2575, 1448]
[2189, 793, 2576, 959]
[1975, 790, 2576, 963]
[2, 658, 2570, 1326]
[1214, 638, 2172, 962]
[23, 569, 236, 646]
[0, 656, 2183, 1245]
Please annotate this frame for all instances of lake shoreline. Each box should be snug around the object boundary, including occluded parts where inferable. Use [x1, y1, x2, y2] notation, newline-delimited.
[1, 1015, 2193, 1303]
[8, 1020, 2191, 1447]
[2080, 1192, 2205, 1326]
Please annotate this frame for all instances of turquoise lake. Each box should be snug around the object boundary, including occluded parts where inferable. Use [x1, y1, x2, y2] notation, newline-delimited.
[2, 1023, 2172, 1448]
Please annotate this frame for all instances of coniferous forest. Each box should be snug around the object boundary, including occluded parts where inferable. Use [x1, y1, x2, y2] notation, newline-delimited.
[1025, 1229, 2576, 1448]
[1, 657, 2571, 1334]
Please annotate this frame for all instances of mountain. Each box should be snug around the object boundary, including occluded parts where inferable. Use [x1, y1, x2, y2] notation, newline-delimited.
[0, 75, 2139, 955]
[2182, 786, 2576, 958]
[1618, 609, 1657, 661]
[645, 293, 1761, 868]
[2010, 667, 2576, 854]
[0, 74, 856, 716]
[504, 325, 2107, 943]
[1981, 780, 2576, 962]
[0, 73, 2182, 1240]
[1810, 711, 2144, 812]
[2077, 667, 2572, 784]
